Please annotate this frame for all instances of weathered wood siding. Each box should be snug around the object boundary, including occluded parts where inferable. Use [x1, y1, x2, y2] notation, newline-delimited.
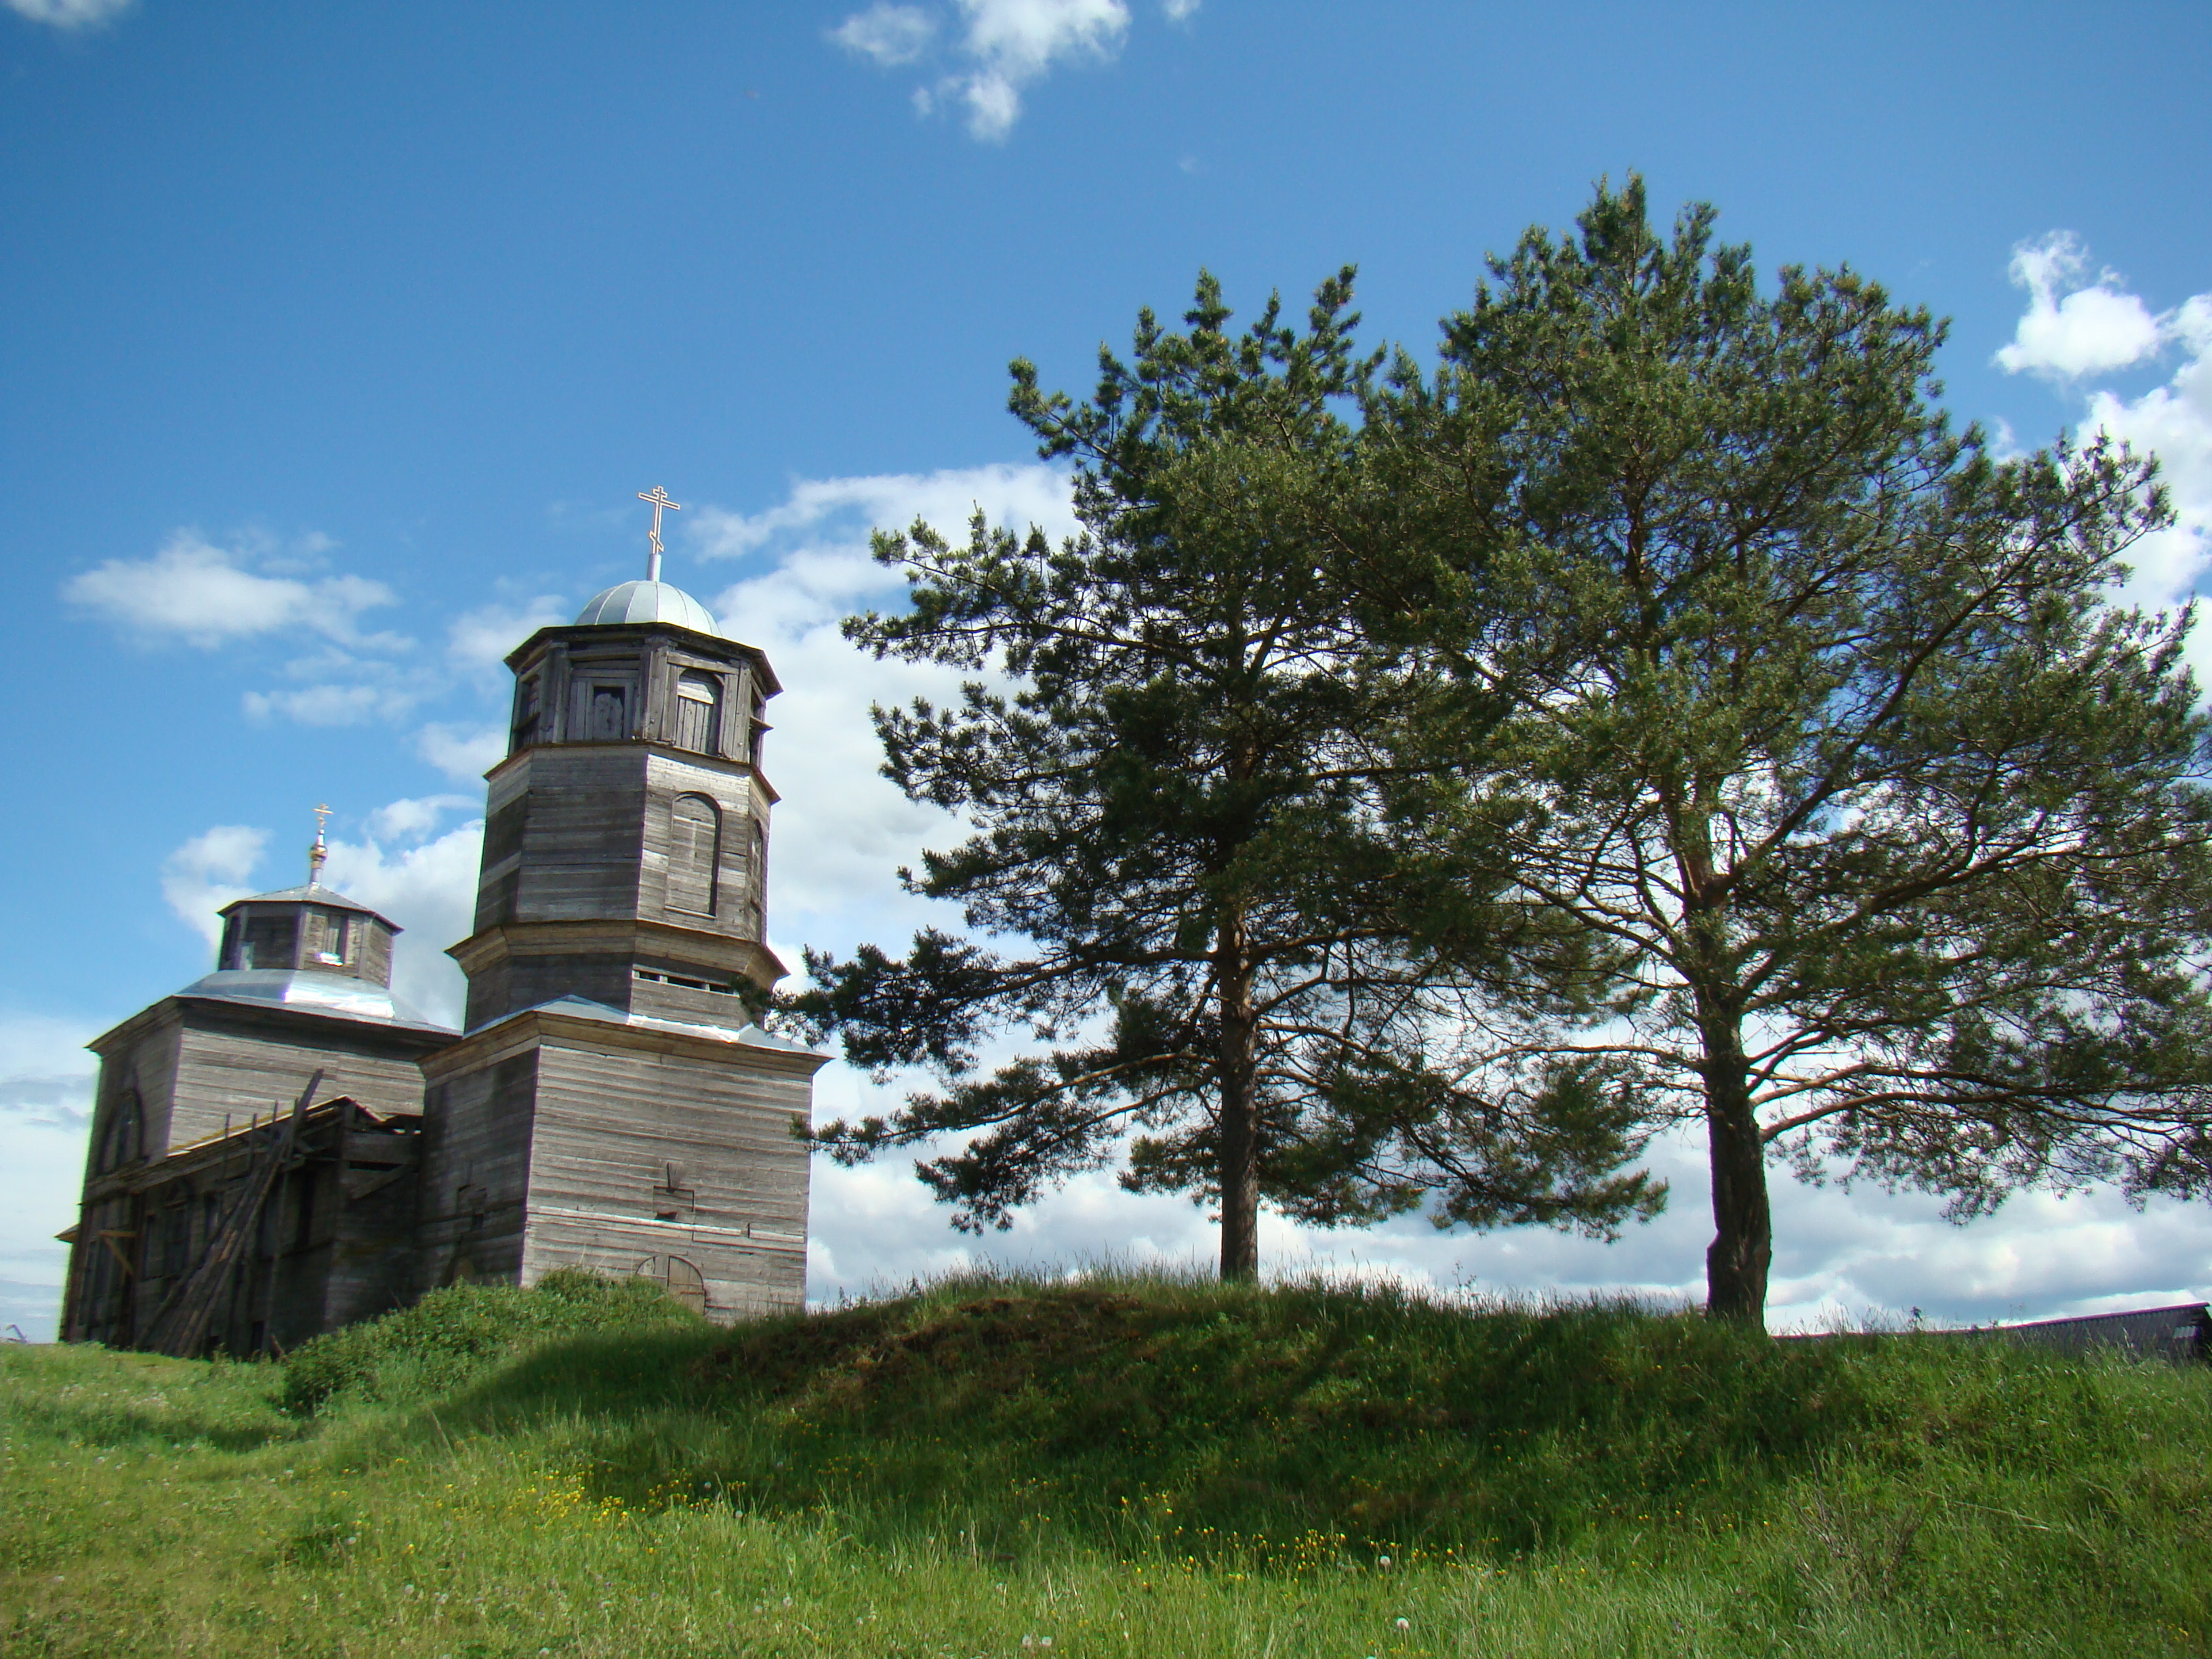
[640, 752, 767, 944]
[168, 1011, 434, 1153]
[518, 1032, 813, 1317]
[415, 1045, 539, 1291]
[506, 747, 649, 924]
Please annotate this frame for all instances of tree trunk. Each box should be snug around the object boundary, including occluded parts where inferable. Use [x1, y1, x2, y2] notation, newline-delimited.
[1215, 906, 1262, 1281]
[1698, 1000, 1771, 1324]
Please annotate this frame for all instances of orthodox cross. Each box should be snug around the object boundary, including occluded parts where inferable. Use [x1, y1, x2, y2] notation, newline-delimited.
[638, 485, 682, 583]
[308, 804, 333, 886]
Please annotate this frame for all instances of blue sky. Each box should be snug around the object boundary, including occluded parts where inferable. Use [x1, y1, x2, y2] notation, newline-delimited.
[4, 0, 2210, 1340]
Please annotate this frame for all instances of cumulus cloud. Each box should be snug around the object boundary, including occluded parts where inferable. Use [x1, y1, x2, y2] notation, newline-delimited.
[447, 594, 567, 675]
[159, 825, 268, 950]
[685, 463, 1076, 946]
[367, 795, 477, 844]
[1995, 233, 2169, 380]
[5, 0, 132, 29]
[1994, 237, 2212, 669]
[243, 681, 422, 726]
[799, 1106, 2212, 1324]
[832, 0, 1134, 140]
[2085, 293, 2212, 617]
[64, 528, 441, 733]
[64, 530, 401, 650]
[319, 820, 484, 1026]
[415, 721, 508, 782]
[833, 2, 935, 64]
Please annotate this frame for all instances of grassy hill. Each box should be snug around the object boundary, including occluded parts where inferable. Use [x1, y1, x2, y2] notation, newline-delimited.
[3, 1272, 2208, 1656]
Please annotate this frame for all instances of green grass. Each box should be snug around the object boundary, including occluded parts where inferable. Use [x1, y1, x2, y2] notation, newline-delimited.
[3, 1271, 2209, 1656]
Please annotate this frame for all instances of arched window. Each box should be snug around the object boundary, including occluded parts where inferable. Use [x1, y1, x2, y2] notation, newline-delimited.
[630, 1254, 709, 1314]
[663, 1255, 708, 1315]
[672, 671, 722, 754]
[665, 794, 720, 917]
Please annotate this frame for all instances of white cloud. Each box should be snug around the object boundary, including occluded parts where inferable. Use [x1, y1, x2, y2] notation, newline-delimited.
[688, 463, 1076, 942]
[0, 1012, 99, 1343]
[833, 2, 936, 64]
[5, 0, 132, 29]
[799, 1105, 2212, 1327]
[2085, 291, 2212, 615]
[692, 460, 1076, 562]
[415, 722, 509, 782]
[1995, 237, 2212, 672]
[159, 825, 268, 951]
[319, 821, 484, 1026]
[367, 795, 477, 844]
[447, 594, 567, 675]
[1161, 0, 1198, 18]
[243, 681, 422, 726]
[64, 530, 401, 650]
[1995, 232, 2169, 380]
[830, 0, 1133, 140]
[954, 0, 1128, 138]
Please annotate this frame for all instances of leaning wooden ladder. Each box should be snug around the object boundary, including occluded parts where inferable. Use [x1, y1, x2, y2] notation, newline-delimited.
[138, 1071, 321, 1359]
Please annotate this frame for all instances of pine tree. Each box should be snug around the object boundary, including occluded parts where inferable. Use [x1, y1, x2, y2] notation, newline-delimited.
[787, 274, 1661, 1277]
[1368, 178, 2212, 1322]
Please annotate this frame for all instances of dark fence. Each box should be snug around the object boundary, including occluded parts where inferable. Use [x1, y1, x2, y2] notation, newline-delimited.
[1780, 1302, 2209, 1361]
[1951, 1302, 2209, 1364]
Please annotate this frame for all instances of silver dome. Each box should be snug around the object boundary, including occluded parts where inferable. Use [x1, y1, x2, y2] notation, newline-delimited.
[176, 968, 453, 1033]
[572, 579, 720, 636]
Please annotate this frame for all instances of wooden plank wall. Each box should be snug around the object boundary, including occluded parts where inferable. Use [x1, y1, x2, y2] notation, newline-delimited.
[642, 752, 766, 944]
[169, 1015, 434, 1152]
[323, 1111, 426, 1331]
[521, 1036, 812, 1317]
[510, 747, 649, 922]
[415, 1050, 540, 1291]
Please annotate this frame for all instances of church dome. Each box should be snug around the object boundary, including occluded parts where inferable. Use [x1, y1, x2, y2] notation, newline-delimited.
[176, 968, 451, 1033]
[573, 580, 720, 636]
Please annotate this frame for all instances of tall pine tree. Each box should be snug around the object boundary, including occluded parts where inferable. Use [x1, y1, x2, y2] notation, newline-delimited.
[788, 274, 1660, 1277]
[1369, 179, 2212, 1322]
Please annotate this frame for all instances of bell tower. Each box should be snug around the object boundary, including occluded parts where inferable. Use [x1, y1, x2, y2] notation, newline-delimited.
[417, 503, 823, 1317]
[449, 579, 782, 1031]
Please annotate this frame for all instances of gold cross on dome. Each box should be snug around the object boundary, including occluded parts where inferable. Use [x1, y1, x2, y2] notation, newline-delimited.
[308, 804, 333, 885]
[638, 485, 682, 581]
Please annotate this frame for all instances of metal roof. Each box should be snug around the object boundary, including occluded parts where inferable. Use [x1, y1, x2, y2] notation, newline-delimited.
[174, 968, 454, 1033]
[572, 579, 721, 636]
[473, 993, 820, 1057]
[216, 883, 398, 928]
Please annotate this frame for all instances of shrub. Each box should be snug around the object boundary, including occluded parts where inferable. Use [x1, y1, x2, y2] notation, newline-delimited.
[282, 1269, 702, 1415]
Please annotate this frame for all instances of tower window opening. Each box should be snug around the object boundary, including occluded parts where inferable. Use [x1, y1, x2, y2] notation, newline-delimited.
[587, 683, 628, 741]
[314, 909, 352, 966]
[241, 912, 298, 970]
[673, 671, 722, 754]
[665, 794, 720, 917]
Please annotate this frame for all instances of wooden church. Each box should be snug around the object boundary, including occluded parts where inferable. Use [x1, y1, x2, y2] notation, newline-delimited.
[58, 507, 825, 1356]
